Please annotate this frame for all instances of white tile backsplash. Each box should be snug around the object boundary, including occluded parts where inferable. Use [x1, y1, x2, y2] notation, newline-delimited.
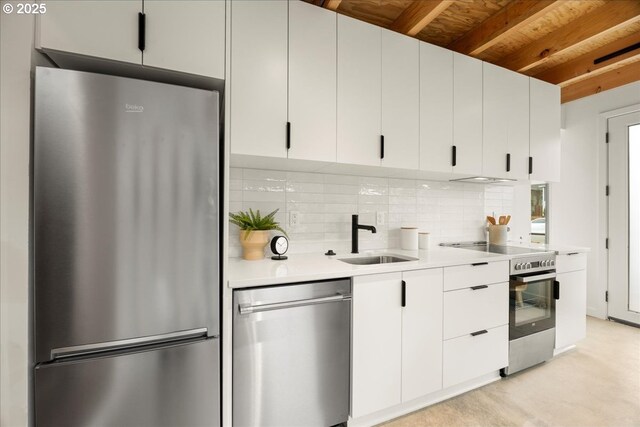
[228, 168, 519, 257]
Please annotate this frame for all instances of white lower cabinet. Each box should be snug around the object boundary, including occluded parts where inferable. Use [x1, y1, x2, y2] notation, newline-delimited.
[443, 325, 508, 388]
[555, 253, 587, 350]
[444, 282, 508, 340]
[352, 269, 443, 418]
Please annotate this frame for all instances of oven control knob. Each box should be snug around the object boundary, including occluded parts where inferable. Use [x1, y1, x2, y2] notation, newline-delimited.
[550, 260, 555, 266]
[542, 260, 549, 267]
[525, 262, 532, 269]
[514, 263, 521, 270]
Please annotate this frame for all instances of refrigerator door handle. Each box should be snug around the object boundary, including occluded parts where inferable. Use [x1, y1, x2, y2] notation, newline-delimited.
[50, 328, 208, 360]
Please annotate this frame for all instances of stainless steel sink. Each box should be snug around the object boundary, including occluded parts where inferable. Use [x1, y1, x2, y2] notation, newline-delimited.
[339, 255, 418, 265]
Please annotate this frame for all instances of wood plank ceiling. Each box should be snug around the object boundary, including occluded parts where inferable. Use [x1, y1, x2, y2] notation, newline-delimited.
[305, 0, 640, 103]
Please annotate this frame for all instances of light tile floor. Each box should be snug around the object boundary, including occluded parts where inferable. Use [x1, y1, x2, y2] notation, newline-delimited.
[381, 316, 640, 427]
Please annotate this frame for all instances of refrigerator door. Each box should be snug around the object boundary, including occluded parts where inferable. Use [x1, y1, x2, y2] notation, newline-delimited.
[34, 67, 219, 363]
[35, 338, 220, 427]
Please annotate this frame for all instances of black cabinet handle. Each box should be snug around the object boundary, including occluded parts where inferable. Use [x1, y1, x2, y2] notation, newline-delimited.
[554, 280, 560, 300]
[471, 329, 488, 337]
[529, 156, 533, 174]
[138, 12, 146, 52]
[452, 145, 457, 166]
[567, 252, 579, 256]
[471, 285, 488, 290]
[286, 122, 291, 150]
[401, 280, 406, 307]
[380, 135, 385, 159]
[471, 262, 488, 267]
[506, 153, 511, 172]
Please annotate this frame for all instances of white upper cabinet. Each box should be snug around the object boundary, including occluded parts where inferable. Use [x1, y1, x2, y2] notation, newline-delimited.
[381, 29, 420, 170]
[288, 1, 337, 162]
[483, 63, 529, 180]
[230, 0, 288, 158]
[453, 53, 483, 175]
[37, 1, 141, 64]
[420, 43, 454, 174]
[143, 1, 225, 78]
[37, 0, 224, 78]
[337, 15, 382, 166]
[530, 78, 561, 182]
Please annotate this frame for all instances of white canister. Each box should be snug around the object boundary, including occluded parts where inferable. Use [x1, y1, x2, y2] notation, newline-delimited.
[419, 232, 430, 249]
[400, 227, 419, 250]
[488, 225, 508, 245]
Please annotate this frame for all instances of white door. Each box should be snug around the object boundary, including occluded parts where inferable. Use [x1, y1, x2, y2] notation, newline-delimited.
[143, 1, 225, 78]
[608, 110, 640, 325]
[453, 52, 483, 175]
[420, 42, 453, 174]
[288, 0, 337, 162]
[337, 15, 382, 166]
[230, 1, 288, 158]
[37, 0, 141, 64]
[381, 29, 419, 170]
[352, 273, 402, 418]
[530, 78, 561, 182]
[401, 269, 443, 402]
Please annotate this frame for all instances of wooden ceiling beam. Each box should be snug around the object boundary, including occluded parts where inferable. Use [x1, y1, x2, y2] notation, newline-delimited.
[323, 0, 342, 11]
[389, 0, 454, 37]
[561, 60, 640, 103]
[448, 0, 562, 56]
[535, 32, 640, 86]
[496, 0, 640, 73]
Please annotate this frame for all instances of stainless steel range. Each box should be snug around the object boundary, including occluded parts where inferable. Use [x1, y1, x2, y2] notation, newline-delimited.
[442, 242, 558, 375]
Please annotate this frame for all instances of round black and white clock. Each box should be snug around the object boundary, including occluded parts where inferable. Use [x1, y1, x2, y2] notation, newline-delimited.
[270, 235, 289, 260]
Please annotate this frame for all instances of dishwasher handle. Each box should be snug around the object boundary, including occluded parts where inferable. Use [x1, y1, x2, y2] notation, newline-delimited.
[238, 293, 351, 315]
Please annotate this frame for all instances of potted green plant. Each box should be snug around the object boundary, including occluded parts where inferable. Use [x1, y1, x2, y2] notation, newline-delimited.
[229, 208, 288, 260]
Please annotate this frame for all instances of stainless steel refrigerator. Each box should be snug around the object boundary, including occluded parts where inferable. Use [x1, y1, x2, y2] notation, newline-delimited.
[33, 67, 220, 426]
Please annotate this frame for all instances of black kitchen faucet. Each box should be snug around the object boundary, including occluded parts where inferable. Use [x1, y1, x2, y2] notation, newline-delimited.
[351, 214, 376, 254]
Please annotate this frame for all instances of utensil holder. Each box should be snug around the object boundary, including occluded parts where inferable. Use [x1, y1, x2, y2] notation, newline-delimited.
[488, 225, 508, 245]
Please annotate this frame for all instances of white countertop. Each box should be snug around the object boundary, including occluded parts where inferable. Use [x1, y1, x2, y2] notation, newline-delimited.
[228, 247, 510, 288]
[228, 242, 590, 288]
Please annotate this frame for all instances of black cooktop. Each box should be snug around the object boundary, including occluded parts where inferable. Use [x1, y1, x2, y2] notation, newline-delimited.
[442, 242, 547, 256]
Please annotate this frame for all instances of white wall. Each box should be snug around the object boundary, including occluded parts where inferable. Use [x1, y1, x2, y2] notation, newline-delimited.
[551, 81, 640, 319]
[1, 10, 35, 427]
[228, 168, 529, 257]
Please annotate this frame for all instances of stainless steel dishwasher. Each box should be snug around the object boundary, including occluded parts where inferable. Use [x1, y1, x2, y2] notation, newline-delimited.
[233, 279, 351, 427]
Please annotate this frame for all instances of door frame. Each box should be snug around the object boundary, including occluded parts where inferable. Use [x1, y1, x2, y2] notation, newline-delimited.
[600, 104, 640, 324]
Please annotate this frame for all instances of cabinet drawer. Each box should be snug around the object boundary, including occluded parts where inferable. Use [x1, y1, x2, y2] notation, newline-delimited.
[443, 325, 508, 388]
[556, 253, 586, 274]
[444, 282, 508, 339]
[443, 261, 508, 291]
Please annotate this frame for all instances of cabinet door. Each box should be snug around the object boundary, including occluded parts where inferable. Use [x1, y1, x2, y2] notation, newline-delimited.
[483, 63, 530, 180]
[401, 269, 443, 402]
[352, 273, 402, 418]
[420, 43, 454, 174]
[37, 0, 141, 64]
[337, 15, 382, 166]
[453, 53, 483, 175]
[555, 270, 587, 349]
[507, 70, 530, 180]
[288, 1, 337, 162]
[143, 1, 224, 78]
[530, 78, 561, 182]
[482, 63, 509, 179]
[230, 1, 288, 158]
[381, 29, 419, 170]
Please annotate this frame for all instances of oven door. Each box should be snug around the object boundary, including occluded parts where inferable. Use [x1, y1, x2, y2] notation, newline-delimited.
[509, 272, 557, 340]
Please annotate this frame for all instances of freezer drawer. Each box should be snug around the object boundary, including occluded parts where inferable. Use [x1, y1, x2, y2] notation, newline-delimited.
[233, 280, 351, 427]
[35, 338, 219, 427]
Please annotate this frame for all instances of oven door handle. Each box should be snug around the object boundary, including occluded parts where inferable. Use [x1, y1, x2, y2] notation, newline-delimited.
[511, 272, 557, 283]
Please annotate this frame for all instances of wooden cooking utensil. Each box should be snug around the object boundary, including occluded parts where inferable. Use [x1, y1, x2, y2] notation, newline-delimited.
[498, 215, 506, 225]
[486, 216, 496, 225]
[505, 215, 511, 225]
